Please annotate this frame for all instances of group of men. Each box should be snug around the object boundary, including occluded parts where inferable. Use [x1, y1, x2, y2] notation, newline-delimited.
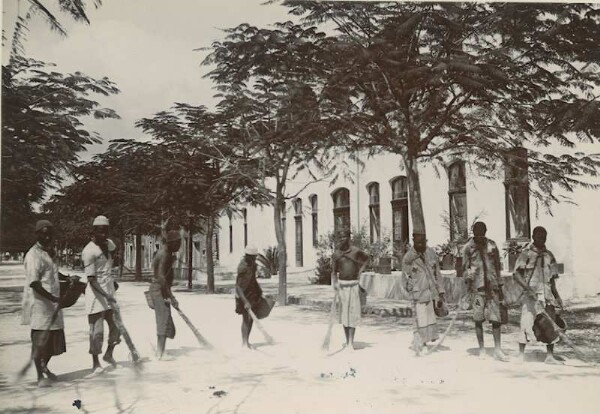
[22, 216, 123, 386]
[331, 221, 565, 364]
[21, 214, 564, 387]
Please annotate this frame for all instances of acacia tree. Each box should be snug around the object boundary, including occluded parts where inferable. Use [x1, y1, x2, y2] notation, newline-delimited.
[1, 56, 119, 252]
[45, 140, 164, 279]
[285, 1, 600, 236]
[136, 104, 269, 293]
[204, 22, 344, 304]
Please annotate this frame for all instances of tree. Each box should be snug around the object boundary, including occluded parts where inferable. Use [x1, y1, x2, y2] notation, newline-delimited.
[285, 1, 600, 237]
[44, 139, 164, 279]
[1, 56, 119, 252]
[9, 0, 103, 60]
[136, 104, 269, 292]
[204, 22, 343, 304]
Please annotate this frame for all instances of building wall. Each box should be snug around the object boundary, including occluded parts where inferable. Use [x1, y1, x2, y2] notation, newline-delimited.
[216, 150, 600, 298]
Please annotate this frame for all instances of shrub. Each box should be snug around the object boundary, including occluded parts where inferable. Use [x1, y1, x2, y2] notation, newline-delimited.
[256, 246, 278, 278]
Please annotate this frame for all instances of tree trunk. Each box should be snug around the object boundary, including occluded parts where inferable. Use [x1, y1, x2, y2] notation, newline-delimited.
[135, 229, 142, 281]
[404, 154, 427, 236]
[206, 214, 215, 294]
[273, 189, 287, 305]
[187, 219, 194, 290]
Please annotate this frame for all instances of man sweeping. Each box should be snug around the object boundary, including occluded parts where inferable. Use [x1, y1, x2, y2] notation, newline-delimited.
[22, 220, 66, 387]
[235, 246, 264, 350]
[513, 226, 564, 364]
[331, 230, 369, 351]
[461, 221, 509, 362]
[82, 215, 120, 374]
[148, 230, 181, 360]
[403, 233, 446, 350]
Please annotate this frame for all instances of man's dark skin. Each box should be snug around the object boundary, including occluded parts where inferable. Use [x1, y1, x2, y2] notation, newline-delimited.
[87, 225, 118, 369]
[238, 253, 258, 350]
[468, 222, 504, 357]
[513, 226, 563, 363]
[332, 231, 367, 350]
[412, 234, 445, 308]
[29, 225, 65, 381]
[155, 237, 181, 358]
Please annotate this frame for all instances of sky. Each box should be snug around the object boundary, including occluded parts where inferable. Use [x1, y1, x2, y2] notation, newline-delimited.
[1, 0, 294, 159]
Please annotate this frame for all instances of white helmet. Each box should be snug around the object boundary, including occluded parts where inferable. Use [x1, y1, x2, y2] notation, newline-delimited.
[244, 246, 258, 256]
[92, 215, 110, 226]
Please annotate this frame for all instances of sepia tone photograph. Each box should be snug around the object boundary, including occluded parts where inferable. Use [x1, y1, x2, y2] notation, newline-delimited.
[1, 1, 600, 413]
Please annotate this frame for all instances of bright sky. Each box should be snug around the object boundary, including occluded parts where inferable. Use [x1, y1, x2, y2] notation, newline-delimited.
[2, 0, 293, 159]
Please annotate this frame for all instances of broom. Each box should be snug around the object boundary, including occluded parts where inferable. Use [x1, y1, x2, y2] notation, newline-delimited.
[321, 289, 340, 351]
[111, 302, 141, 364]
[236, 287, 275, 345]
[173, 305, 213, 350]
[426, 293, 471, 355]
[17, 306, 61, 381]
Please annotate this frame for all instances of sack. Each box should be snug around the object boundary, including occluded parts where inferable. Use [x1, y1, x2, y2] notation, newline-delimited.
[359, 285, 367, 308]
[255, 296, 276, 320]
[500, 302, 509, 325]
[533, 306, 567, 344]
[144, 290, 155, 310]
[434, 300, 449, 317]
[59, 279, 87, 308]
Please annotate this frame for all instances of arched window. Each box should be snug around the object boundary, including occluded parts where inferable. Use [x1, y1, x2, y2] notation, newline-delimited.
[309, 194, 318, 247]
[367, 182, 380, 243]
[242, 208, 248, 247]
[448, 161, 468, 242]
[504, 147, 530, 240]
[390, 177, 409, 254]
[293, 198, 303, 267]
[227, 210, 233, 253]
[331, 188, 350, 236]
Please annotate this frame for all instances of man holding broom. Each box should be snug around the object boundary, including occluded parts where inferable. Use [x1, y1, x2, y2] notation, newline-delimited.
[513, 226, 564, 364]
[235, 246, 264, 350]
[82, 215, 120, 374]
[403, 233, 446, 351]
[462, 221, 509, 362]
[148, 230, 181, 360]
[22, 220, 66, 387]
[331, 230, 369, 351]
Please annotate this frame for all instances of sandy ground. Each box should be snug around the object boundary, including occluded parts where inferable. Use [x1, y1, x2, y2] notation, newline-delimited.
[1, 265, 599, 414]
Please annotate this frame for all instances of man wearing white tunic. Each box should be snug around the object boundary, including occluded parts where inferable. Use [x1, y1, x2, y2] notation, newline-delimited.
[22, 220, 66, 387]
[513, 226, 564, 364]
[82, 215, 120, 374]
[403, 233, 446, 346]
[331, 230, 369, 351]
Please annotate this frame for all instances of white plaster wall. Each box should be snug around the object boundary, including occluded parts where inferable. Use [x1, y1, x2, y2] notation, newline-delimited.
[214, 150, 600, 298]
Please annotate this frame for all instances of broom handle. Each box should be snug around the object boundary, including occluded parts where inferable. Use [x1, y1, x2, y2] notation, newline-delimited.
[174, 306, 213, 349]
[236, 287, 274, 344]
[321, 290, 339, 351]
[18, 305, 61, 379]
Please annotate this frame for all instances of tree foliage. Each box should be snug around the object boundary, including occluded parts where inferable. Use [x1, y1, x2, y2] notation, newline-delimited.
[1, 56, 119, 252]
[284, 1, 600, 232]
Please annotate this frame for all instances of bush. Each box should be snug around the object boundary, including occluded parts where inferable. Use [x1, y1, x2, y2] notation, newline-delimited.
[314, 255, 332, 285]
[256, 246, 278, 279]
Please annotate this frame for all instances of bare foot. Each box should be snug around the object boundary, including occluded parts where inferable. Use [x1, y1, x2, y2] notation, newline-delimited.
[544, 355, 563, 365]
[102, 354, 117, 368]
[42, 367, 58, 381]
[494, 349, 509, 362]
[37, 378, 52, 388]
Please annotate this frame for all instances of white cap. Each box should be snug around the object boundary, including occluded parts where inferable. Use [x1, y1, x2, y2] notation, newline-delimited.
[93, 215, 110, 226]
[244, 246, 258, 256]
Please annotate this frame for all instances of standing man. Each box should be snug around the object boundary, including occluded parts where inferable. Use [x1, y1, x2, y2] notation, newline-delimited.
[149, 230, 181, 360]
[235, 246, 263, 350]
[82, 215, 120, 374]
[22, 220, 66, 387]
[513, 226, 564, 364]
[331, 230, 369, 351]
[403, 233, 446, 348]
[462, 221, 509, 361]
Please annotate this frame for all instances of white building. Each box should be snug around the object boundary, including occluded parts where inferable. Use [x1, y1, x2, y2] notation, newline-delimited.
[215, 149, 600, 299]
